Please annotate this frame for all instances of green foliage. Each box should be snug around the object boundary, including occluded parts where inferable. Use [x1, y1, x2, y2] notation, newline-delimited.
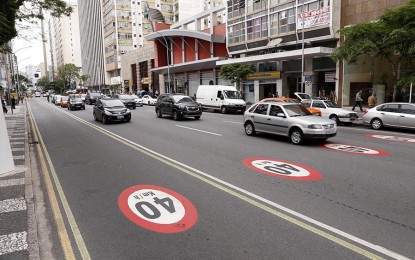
[36, 76, 49, 89]
[0, 0, 72, 46]
[78, 74, 90, 87]
[57, 64, 80, 91]
[220, 63, 256, 84]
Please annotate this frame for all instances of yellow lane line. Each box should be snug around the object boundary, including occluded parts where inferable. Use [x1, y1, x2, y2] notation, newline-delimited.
[28, 103, 91, 260]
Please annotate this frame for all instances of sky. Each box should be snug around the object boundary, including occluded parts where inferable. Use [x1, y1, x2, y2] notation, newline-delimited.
[12, 17, 47, 72]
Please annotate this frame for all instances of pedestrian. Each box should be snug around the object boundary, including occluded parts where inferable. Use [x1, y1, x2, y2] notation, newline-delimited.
[2, 98, 7, 114]
[368, 92, 377, 108]
[155, 89, 159, 96]
[330, 90, 337, 103]
[47, 93, 50, 102]
[11, 96, 16, 110]
[352, 90, 363, 112]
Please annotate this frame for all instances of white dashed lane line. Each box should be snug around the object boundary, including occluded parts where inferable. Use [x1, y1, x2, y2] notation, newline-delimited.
[0, 198, 26, 213]
[0, 232, 28, 256]
[175, 125, 222, 136]
[0, 179, 25, 188]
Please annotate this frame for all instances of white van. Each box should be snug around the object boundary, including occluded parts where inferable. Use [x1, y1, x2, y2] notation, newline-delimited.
[196, 85, 246, 113]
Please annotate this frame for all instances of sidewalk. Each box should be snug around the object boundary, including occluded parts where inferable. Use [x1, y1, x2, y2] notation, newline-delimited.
[1, 102, 39, 259]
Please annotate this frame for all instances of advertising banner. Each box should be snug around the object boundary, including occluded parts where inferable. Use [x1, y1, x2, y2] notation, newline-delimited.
[298, 6, 330, 29]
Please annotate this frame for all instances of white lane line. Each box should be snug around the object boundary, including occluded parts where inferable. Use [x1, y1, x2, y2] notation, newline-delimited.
[0, 178, 25, 187]
[0, 198, 26, 213]
[224, 120, 242, 124]
[0, 232, 28, 255]
[13, 155, 25, 160]
[11, 148, 24, 152]
[175, 125, 222, 136]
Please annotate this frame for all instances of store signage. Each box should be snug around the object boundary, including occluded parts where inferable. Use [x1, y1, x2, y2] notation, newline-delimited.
[298, 6, 330, 29]
[245, 71, 281, 80]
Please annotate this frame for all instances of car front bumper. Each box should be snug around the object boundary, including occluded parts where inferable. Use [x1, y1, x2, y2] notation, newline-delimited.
[104, 113, 131, 122]
[304, 133, 337, 139]
[177, 110, 202, 118]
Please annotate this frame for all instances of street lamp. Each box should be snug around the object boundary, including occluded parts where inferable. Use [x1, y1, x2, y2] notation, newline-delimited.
[13, 46, 32, 95]
[155, 31, 171, 93]
[300, 0, 305, 93]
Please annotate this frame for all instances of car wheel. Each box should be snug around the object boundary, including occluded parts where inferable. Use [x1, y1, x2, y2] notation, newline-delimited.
[93, 113, 98, 121]
[371, 118, 383, 130]
[156, 109, 162, 118]
[102, 115, 107, 124]
[173, 111, 180, 121]
[125, 118, 131, 122]
[244, 122, 256, 136]
[148, 101, 150, 105]
[82, 107, 85, 110]
[194, 116, 200, 120]
[221, 106, 227, 114]
[290, 128, 304, 145]
[329, 115, 340, 125]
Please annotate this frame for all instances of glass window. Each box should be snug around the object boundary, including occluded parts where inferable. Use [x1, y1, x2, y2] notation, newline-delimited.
[279, 11, 287, 33]
[312, 101, 326, 108]
[261, 16, 268, 38]
[253, 18, 261, 38]
[270, 13, 278, 35]
[284, 104, 311, 117]
[385, 104, 399, 113]
[400, 104, 415, 114]
[253, 104, 269, 115]
[269, 105, 284, 116]
[247, 20, 253, 40]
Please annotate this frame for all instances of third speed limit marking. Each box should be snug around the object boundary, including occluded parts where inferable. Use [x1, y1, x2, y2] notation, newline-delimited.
[243, 158, 322, 181]
[118, 185, 198, 233]
[367, 134, 415, 143]
[322, 143, 389, 156]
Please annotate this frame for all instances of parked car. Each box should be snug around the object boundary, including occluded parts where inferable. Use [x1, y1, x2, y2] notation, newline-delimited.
[363, 102, 415, 130]
[53, 95, 62, 106]
[301, 100, 358, 125]
[142, 94, 157, 105]
[196, 85, 246, 114]
[68, 97, 85, 110]
[155, 94, 202, 120]
[93, 98, 131, 124]
[60, 96, 69, 108]
[112, 94, 136, 109]
[260, 97, 321, 116]
[80, 94, 87, 102]
[243, 102, 337, 145]
[85, 92, 102, 105]
[130, 94, 143, 107]
[34, 91, 41, 97]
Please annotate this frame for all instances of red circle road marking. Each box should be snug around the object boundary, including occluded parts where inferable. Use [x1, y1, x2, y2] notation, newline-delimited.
[366, 134, 415, 143]
[322, 143, 389, 156]
[118, 185, 198, 233]
[243, 158, 322, 181]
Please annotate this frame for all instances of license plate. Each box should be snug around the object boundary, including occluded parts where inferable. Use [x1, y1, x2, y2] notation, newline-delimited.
[117, 115, 124, 119]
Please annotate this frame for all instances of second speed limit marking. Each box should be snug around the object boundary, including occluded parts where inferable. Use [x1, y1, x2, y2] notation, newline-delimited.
[367, 134, 415, 143]
[323, 143, 389, 156]
[243, 158, 322, 181]
[118, 185, 198, 233]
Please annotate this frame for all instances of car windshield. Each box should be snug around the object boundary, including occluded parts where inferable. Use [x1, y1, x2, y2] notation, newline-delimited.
[118, 95, 133, 100]
[324, 101, 338, 108]
[130, 95, 139, 99]
[223, 90, 241, 99]
[90, 93, 101, 97]
[284, 105, 312, 117]
[102, 100, 125, 108]
[172, 96, 194, 103]
[297, 93, 311, 100]
[71, 98, 82, 102]
[61, 97, 69, 101]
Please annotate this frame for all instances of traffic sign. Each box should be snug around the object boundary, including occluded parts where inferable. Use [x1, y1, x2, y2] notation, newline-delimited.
[322, 143, 389, 156]
[243, 158, 322, 181]
[367, 134, 415, 143]
[118, 185, 198, 233]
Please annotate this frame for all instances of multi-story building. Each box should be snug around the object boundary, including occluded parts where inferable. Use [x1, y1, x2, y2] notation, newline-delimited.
[51, 2, 82, 69]
[77, 0, 107, 90]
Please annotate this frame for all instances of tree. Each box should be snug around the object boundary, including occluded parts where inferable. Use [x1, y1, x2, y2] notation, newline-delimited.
[57, 64, 80, 92]
[78, 74, 90, 88]
[0, 0, 72, 47]
[331, 0, 415, 101]
[220, 63, 256, 91]
[36, 76, 50, 90]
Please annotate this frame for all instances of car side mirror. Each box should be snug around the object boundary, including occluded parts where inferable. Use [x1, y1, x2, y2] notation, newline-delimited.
[277, 113, 286, 118]
[220, 95, 224, 100]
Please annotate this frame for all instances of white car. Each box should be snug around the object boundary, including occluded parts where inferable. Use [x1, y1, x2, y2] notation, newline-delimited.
[130, 95, 143, 107]
[142, 95, 157, 105]
[35, 91, 41, 97]
[363, 103, 415, 130]
[301, 100, 358, 125]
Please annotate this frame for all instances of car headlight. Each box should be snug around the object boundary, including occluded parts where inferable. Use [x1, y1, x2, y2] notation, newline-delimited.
[104, 108, 112, 115]
[308, 124, 323, 129]
[126, 109, 131, 113]
[178, 105, 185, 110]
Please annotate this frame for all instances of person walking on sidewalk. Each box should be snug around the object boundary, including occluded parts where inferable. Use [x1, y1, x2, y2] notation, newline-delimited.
[352, 90, 363, 112]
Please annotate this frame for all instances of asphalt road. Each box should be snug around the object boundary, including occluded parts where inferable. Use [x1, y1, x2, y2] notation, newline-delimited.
[28, 97, 415, 259]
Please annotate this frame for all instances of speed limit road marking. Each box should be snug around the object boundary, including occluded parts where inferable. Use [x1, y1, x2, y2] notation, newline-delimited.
[367, 134, 415, 143]
[322, 143, 389, 156]
[243, 158, 322, 181]
[118, 185, 198, 233]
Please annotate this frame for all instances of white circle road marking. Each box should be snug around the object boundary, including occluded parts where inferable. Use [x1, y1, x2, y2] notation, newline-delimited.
[323, 143, 389, 156]
[368, 134, 415, 143]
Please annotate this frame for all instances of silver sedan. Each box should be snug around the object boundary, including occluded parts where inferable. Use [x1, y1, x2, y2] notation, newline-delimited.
[243, 102, 337, 145]
[363, 102, 415, 130]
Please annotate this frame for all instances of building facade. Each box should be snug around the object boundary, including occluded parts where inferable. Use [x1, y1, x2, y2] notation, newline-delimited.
[78, 0, 107, 89]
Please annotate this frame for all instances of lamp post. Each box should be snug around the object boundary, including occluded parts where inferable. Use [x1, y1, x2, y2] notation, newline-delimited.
[300, 0, 305, 93]
[13, 46, 32, 95]
[155, 31, 170, 93]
